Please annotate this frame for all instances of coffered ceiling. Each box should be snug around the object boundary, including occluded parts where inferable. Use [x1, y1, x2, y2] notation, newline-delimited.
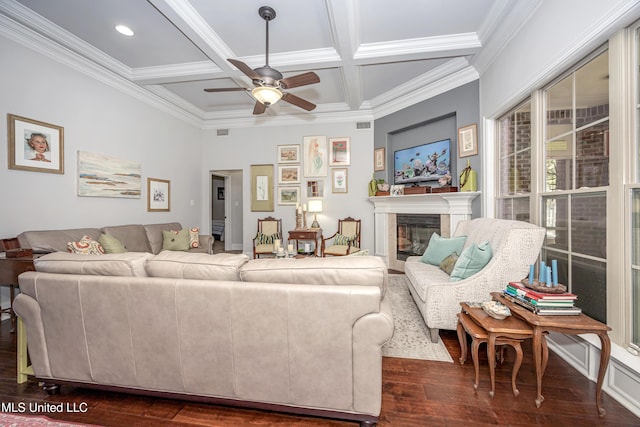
[1, 0, 540, 126]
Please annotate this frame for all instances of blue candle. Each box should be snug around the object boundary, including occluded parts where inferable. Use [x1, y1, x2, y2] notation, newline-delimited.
[547, 266, 552, 287]
[552, 259, 559, 286]
[540, 261, 546, 284]
[529, 264, 535, 283]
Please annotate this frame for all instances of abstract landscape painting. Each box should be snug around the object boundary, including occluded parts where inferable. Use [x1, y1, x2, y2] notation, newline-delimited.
[77, 151, 141, 198]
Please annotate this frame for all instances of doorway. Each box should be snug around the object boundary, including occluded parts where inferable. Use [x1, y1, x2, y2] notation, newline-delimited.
[211, 170, 243, 252]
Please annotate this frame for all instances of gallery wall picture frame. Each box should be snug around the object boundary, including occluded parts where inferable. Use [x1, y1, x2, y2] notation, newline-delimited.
[251, 164, 274, 212]
[278, 164, 301, 184]
[458, 123, 478, 158]
[329, 137, 350, 166]
[306, 180, 324, 198]
[277, 144, 300, 163]
[78, 151, 141, 198]
[303, 135, 328, 177]
[374, 147, 385, 171]
[147, 178, 170, 212]
[7, 113, 64, 174]
[278, 186, 300, 205]
[331, 168, 348, 193]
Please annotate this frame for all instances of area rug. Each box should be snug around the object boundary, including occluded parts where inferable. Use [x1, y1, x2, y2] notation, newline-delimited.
[382, 274, 453, 362]
[0, 412, 96, 426]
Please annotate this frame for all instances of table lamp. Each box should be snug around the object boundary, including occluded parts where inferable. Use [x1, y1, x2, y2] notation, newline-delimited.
[308, 200, 323, 229]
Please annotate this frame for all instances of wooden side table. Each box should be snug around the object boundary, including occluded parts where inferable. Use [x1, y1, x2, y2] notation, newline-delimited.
[492, 292, 611, 416]
[288, 229, 322, 257]
[0, 255, 38, 333]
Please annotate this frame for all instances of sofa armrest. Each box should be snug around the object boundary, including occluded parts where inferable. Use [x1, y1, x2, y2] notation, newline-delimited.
[198, 234, 214, 254]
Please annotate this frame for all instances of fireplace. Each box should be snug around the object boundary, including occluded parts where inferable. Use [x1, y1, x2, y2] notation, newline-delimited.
[396, 214, 440, 260]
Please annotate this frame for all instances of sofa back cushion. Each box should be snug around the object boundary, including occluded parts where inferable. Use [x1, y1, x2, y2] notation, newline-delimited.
[239, 256, 388, 297]
[144, 222, 183, 254]
[100, 224, 152, 253]
[33, 252, 153, 277]
[18, 228, 102, 253]
[145, 251, 249, 281]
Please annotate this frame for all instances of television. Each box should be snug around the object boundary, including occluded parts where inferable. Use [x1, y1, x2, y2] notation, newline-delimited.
[393, 138, 451, 185]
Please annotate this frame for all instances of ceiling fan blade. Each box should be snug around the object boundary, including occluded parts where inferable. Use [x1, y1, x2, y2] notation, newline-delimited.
[204, 87, 247, 92]
[279, 72, 320, 89]
[281, 92, 316, 111]
[228, 58, 261, 80]
[253, 101, 267, 115]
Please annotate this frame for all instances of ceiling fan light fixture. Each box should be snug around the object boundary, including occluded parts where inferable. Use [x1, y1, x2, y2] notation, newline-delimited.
[252, 86, 282, 106]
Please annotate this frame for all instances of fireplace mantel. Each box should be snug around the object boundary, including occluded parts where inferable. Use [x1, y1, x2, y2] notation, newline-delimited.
[368, 192, 480, 267]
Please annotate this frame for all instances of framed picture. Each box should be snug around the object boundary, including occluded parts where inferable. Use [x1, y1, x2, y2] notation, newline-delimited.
[306, 180, 324, 198]
[303, 136, 328, 177]
[458, 123, 478, 157]
[147, 178, 170, 212]
[217, 187, 224, 200]
[390, 184, 404, 196]
[332, 168, 348, 193]
[374, 147, 385, 171]
[278, 165, 301, 184]
[251, 164, 274, 212]
[329, 137, 350, 166]
[78, 151, 141, 198]
[277, 144, 300, 163]
[278, 186, 300, 205]
[7, 114, 64, 174]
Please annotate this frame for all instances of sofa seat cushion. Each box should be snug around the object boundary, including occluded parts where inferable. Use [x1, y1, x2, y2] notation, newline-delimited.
[239, 256, 387, 297]
[34, 252, 153, 277]
[145, 251, 249, 281]
[101, 224, 152, 253]
[404, 257, 451, 302]
[18, 228, 102, 253]
[254, 243, 275, 254]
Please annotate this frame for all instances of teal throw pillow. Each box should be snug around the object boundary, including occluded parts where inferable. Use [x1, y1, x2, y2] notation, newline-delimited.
[421, 233, 467, 266]
[450, 241, 493, 281]
[98, 233, 127, 254]
[162, 229, 190, 251]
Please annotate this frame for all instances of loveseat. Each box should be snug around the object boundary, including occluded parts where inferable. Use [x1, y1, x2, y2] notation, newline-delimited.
[13, 252, 393, 426]
[404, 218, 545, 342]
[17, 222, 213, 255]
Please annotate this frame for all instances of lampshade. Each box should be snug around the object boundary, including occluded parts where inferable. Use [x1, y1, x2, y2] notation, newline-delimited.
[251, 86, 282, 105]
[308, 200, 323, 213]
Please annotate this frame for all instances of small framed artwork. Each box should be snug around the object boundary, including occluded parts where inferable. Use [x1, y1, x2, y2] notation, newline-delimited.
[7, 113, 64, 174]
[390, 184, 404, 196]
[277, 144, 300, 163]
[278, 165, 301, 184]
[251, 164, 274, 212]
[329, 137, 350, 166]
[306, 180, 324, 198]
[217, 187, 225, 200]
[147, 178, 170, 212]
[332, 168, 348, 193]
[303, 136, 328, 177]
[374, 147, 385, 171]
[278, 186, 300, 205]
[458, 123, 478, 157]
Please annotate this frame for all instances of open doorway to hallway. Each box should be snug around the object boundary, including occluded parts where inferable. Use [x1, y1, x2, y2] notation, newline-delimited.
[211, 170, 243, 253]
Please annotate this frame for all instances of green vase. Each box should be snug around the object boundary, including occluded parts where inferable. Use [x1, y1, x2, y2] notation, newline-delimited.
[369, 175, 378, 196]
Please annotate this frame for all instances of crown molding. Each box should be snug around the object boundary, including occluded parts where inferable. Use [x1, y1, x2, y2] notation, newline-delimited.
[132, 61, 223, 84]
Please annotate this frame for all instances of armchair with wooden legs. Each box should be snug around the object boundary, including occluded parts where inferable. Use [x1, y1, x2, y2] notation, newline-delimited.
[252, 216, 282, 259]
[321, 217, 361, 256]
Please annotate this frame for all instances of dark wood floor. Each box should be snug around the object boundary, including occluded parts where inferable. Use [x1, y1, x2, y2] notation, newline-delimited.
[1, 319, 639, 426]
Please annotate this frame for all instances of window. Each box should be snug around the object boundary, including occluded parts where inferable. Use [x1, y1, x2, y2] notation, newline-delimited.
[631, 28, 640, 350]
[496, 101, 532, 221]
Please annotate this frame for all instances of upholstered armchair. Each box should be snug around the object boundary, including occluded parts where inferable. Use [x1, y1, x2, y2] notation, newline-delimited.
[252, 216, 282, 259]
[321, 217, 361, 256]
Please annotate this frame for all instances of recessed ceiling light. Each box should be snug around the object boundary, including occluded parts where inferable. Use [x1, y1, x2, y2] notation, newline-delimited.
[115, 25, 134, 36]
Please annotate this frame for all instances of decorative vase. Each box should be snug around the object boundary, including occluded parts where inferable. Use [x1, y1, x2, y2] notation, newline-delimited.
[368, 174, 378, 196]
[459, 160, 477, 192]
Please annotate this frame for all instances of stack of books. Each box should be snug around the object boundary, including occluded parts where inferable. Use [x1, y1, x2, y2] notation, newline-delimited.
[503, 282, 582, 315]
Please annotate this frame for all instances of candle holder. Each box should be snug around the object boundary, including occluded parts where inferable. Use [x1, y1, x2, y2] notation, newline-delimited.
[521, 278, 567, 294]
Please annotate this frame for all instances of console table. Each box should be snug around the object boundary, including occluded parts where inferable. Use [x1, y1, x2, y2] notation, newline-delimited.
[288, 229, 322, 257]
[492, 292, 612, 416]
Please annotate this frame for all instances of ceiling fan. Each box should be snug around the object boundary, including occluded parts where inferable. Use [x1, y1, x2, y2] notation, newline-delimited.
[204, 6, 320, 115]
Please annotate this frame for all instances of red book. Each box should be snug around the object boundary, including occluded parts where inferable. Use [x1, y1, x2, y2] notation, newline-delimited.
[508, 282, 577, 300]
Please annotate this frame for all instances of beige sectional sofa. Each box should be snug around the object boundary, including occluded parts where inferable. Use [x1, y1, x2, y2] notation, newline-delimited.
[17, 222, 213, 255]
[14, 252, 393, 426]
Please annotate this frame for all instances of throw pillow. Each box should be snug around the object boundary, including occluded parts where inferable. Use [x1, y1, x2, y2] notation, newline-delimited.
[421, 233, 467, 266]
[439, 252, 459, 275]
[450, 241, 493, 281]
[67, 235, 105, 255]
[162, 229, 190, 251]
[256, 231, 281, 245]
[98, 233, 127, 254]
[188, 227, 200, 248]
[347, 249, 369, 256]
[334, 233, 355, 246]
